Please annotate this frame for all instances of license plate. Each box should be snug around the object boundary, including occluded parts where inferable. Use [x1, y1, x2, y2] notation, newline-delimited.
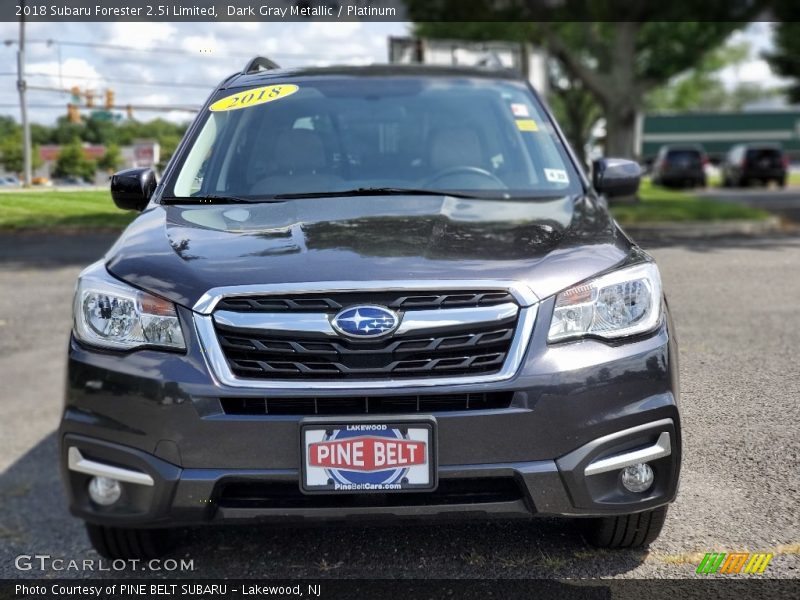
[300, 418, 436, 494]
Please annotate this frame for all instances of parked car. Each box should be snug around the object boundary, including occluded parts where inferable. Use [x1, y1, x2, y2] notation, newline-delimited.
[721, 143, 788, 187]
[53, 175, 90, 186]
[61, 60, 681, 559]
[651, 145, 707, 188]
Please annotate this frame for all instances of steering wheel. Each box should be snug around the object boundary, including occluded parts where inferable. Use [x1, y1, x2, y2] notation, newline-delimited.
[422, 166, 507, 189]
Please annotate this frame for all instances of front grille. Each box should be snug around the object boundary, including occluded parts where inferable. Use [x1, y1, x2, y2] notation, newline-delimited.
[217, 478, 524, 509]
[216, 290, 515, 313]
[212, 289, 519, 381]
[216, 323, 514, 379]
[220, 392, 514, 415]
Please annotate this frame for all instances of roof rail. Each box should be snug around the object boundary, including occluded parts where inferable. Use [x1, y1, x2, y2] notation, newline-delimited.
[242, 56, 281, 75]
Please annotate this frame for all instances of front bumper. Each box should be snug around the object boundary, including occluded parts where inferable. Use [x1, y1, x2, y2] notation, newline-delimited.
[59, 300, 681, 527]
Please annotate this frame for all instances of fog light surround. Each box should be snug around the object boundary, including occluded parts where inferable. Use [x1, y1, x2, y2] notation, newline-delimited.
[88, 476, 122, 506]
[620, 463, 654, 493]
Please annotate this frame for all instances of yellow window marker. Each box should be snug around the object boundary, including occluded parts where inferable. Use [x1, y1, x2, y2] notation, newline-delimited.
[516, 119, 538, 132]
[210, 84, 299, 112]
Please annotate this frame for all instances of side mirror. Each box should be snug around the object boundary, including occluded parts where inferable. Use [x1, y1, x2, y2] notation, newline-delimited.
[592, 158, 641, 198]
[110, 167, 156, 211]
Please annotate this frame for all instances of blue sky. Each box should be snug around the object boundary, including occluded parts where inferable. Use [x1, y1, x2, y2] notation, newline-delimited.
[0, 21, 782, 125]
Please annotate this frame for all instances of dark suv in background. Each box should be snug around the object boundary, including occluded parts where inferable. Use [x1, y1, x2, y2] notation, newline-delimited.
[60, 59, 681, 559]
[722, 143, 788, 187]
[651, 145, 707, 188]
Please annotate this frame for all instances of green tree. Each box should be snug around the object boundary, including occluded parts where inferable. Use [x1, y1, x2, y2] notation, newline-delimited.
[157, 134, 181, 172]
[546, 61, 601, 166]
[30, 123, 52, 145]
[53, 139, 96, 182]
[764, 3, 800, 104]
[0, 115, 19, 140]
[0, 131, 43, 174]
[646, 41, 777, 112]
[49, 115, 86, 145]
[84, 116, 121, 145]
[409, 4, 764, 157]
[98, 143, 122, 172]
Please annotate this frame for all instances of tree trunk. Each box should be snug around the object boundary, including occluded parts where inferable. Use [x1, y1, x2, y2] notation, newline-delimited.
[603, 104, 637, 158]
[602, 22, 640, 158]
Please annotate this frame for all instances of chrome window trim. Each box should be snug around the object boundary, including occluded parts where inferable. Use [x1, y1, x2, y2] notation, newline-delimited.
[193, 280, 538, 314]
[212, 302, 519, 338]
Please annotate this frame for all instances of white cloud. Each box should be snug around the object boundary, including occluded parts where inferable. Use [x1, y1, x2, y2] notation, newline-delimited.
[26, 57, 105, 90]
[178, 34, 219, 55]
[0, 21, 408, 124]
[719, 59, 787, 89]
[105, 22, 177, 49]
[307, 22, 362, 39]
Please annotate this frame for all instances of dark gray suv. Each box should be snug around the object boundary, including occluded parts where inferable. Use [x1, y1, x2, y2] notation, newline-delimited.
[61, 60, 681, 559]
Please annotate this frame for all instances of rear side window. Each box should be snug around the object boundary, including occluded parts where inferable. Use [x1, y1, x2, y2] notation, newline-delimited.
[666, 150, 702, 166]
[746, 148, 782, 163]
[168, 76, 582, 200]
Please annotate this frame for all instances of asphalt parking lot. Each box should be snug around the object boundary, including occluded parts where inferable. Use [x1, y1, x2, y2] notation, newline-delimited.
[0, 232, 798, 579]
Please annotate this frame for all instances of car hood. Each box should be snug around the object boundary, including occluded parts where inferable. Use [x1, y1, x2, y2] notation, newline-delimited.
[105, 194, 633, 309]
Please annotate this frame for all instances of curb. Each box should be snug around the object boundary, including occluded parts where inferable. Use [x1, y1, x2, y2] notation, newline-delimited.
[620, 216, 784, 241]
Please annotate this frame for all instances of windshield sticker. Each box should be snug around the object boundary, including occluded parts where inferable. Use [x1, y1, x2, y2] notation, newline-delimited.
[515, 119, 538, 132]
[510, 103, 530, 117]
[209, 84, 299, 112]
[544, 168, 569, 184]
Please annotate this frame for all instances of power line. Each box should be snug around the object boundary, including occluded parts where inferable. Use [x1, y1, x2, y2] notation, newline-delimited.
[0, 103, 197, 112]
[0, 71, 217, 90]
[2, 38, 331, 60]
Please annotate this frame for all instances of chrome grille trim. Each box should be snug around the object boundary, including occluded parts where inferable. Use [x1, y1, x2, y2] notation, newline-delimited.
[193, 280, 538, 314]
[212, 302, 519, 337]
[192, 281, 538, 390]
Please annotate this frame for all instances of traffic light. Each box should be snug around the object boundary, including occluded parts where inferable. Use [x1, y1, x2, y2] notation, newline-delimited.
[104, 89, 114, 110]
[126, 104, 133, 120]
[70, 86, 81, 103]
[85, 90, 95, 108]
[67, 103, 81, 123]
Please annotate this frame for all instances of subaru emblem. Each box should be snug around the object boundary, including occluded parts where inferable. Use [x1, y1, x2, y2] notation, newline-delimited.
[332, 305, 400, 339]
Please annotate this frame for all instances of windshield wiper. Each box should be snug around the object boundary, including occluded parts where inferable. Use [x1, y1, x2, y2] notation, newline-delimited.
[273, 187, 484, 200]
[161, 194, 280, 205]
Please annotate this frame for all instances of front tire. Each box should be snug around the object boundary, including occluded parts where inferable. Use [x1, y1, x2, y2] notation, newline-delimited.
[582, 506, 668, 549]
[85, 523, 174, 559]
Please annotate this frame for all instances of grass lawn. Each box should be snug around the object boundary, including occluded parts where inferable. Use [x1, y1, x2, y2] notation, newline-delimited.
[0, 189, 136, 230]
[611, 180, 772, 224]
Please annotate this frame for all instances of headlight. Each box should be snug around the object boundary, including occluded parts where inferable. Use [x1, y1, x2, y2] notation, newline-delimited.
[73, 262, 185, 351]
[548, 262, 662, 342]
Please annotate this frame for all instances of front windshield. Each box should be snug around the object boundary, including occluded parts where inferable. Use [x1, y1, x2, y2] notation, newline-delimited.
[168, 75, 582, 200]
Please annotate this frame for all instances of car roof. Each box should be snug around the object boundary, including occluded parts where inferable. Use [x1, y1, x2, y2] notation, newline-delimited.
[743, 143, 783, 150]
[220, 63, 524, 90]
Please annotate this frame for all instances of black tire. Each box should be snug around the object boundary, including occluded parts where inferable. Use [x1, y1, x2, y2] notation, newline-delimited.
[582, 505, 668, 549]
[778, 177, 787, 188]
[85, 522, 174, 559]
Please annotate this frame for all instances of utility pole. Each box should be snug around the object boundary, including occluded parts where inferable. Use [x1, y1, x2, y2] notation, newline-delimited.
[17, 3, 32, 187]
